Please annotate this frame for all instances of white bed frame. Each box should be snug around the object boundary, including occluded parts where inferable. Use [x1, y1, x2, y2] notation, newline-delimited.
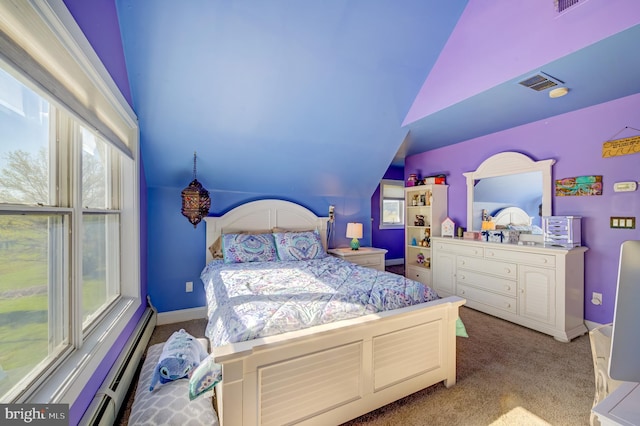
[204, 200, 465, 426]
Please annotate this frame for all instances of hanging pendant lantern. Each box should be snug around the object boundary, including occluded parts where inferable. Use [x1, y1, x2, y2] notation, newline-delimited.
[181, 152, 211, 228]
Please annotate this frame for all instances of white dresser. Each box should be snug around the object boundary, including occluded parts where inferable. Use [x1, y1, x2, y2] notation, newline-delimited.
[431, 237, 588, 342]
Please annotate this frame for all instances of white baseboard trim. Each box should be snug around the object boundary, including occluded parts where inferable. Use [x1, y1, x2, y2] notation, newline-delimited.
[157, 306, 207, 325]
[385, 258, 404, 266]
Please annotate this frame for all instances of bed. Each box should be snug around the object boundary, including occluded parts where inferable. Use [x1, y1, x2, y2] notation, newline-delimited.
[202, 199, 465, 426]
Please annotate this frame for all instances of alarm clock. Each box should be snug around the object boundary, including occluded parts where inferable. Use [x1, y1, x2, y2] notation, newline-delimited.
[441, 217, 455, 237]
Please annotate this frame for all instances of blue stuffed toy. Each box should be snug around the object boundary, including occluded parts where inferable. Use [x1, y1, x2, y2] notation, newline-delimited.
[149, 329, 208, 391]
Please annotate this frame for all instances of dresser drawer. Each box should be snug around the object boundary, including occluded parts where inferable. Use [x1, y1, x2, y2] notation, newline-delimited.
[350, 254, 383, 269]
[433, 242, 483, 257]
[485, 247, 556, 268]
[406, 265, 431, 287]
[457, 256, 517, 280]
[457, 284, 517, 314]
[456, 269, 517, 297]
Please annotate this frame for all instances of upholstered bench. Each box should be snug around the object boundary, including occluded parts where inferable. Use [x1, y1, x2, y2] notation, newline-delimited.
[128, 338, 218, 426]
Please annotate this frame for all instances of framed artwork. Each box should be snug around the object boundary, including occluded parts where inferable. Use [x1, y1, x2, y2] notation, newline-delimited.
[555, 175, 603, 196]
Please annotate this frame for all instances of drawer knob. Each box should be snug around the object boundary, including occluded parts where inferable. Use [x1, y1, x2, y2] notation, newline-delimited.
[505, 303, 511, 308]
[488, 252, 494, 256]
[460, 274, 465, 280]
[460, 290, 465, 295]
[504, 268, 511, 274]
[505, 285, 511, 291]
[460, 260, 466, 265]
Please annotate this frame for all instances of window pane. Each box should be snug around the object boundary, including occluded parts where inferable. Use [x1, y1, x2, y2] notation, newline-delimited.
[81, 128, 108, 209]
[82, 214, 119, 327]
[0, 214, 67, 401]
[0, 68, 51, 205]
[383, 200, 404, 225]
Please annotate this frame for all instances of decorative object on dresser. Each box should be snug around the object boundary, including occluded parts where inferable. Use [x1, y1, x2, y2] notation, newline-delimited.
[346, 222, 363, 250]
[542, 216, 582, 247]
[431, 237, 588, 342]
[181, 152, 211, 228]
[441, 217, 455, 237]
[327, 246, 388, 271]
[404, 184, 448, 287]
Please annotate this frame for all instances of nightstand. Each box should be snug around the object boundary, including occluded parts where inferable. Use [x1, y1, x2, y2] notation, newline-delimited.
[327, 247, 388, 271]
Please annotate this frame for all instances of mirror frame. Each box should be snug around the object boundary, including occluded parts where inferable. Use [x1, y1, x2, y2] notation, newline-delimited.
[463, 152, 556, 232]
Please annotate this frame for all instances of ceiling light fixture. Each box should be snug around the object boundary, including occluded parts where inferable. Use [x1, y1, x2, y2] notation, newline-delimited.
[549, 87, 569, 98]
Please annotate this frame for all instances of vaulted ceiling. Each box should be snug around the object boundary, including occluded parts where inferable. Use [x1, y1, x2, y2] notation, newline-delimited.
[112, 0, 640, 199]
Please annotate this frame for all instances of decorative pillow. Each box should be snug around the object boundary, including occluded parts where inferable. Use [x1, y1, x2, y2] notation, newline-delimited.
[189, 353, 223, 400]
[456, 317, 469, 338]
[130, 341, 218, 426]
[149, 329, 209, 391]
[209, 230, 272, 260]
[273, 230, 327, 261]
[222, 233, 278, 263]
[208, 236, 223, 259]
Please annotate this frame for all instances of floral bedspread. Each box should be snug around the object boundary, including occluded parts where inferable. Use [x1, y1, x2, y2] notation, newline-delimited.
[200, 256, 439, 347]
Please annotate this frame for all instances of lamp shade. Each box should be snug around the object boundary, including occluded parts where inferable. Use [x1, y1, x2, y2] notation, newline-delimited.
[346, 222, 363, 250]
[346, 222, 363, 239]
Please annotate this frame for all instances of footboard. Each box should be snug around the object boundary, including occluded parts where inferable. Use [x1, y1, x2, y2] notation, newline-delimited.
[213, 296, 465, 426]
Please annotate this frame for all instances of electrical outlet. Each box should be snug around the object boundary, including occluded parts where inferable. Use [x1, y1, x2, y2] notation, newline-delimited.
[591, 292, 602, 306]
[186, 281, 193, 293]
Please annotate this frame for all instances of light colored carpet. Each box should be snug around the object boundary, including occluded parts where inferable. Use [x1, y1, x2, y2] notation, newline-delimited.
[117, 306, 595, 425]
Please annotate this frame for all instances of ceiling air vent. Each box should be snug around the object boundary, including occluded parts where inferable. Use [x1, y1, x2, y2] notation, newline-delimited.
[555, 0, 581, 13]
[518, 72, 564, 92]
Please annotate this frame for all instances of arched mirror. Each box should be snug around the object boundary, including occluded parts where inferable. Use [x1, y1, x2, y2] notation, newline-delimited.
[463, 152, 555, 233]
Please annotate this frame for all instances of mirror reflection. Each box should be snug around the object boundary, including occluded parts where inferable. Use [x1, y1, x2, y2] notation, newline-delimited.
[471, 171, 542, 231]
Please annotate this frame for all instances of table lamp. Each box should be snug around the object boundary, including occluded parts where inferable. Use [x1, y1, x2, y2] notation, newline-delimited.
[346, 222, 363, 250]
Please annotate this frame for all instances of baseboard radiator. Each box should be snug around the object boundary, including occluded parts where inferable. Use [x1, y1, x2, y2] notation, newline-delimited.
[80, 305, 157, 425]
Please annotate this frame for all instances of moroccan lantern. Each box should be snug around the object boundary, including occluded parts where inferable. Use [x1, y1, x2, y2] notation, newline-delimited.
[181, 152, 210, 228]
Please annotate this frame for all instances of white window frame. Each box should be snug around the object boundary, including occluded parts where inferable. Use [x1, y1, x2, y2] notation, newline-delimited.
[0, 0, 140, 406]
[379, 179, 405, 230]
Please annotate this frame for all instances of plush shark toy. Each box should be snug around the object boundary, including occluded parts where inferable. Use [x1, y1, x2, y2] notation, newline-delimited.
[149, 329, 208, 391]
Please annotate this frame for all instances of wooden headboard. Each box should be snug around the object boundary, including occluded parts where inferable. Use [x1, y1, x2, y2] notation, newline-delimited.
[203, 199, 329, 262]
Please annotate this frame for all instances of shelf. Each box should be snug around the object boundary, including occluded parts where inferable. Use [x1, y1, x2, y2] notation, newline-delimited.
[408, 265, 431, 270]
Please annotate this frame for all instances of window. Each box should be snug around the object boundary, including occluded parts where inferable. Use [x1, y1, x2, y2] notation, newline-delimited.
[380, 179, 405, 229]
[0, 1, 139, 405]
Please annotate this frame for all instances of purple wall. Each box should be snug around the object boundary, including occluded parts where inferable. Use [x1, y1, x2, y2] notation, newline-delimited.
[63, 0, 133, 106]
[371, 165, 405, 261]
[406, 93, 640, 325]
